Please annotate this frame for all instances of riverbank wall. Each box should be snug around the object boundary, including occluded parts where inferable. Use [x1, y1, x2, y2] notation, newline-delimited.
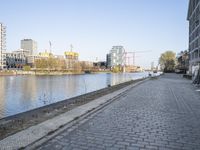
[0, 70, 85, 76]
[0, 78, 146, 140]
[0, 70, 114, 76]
[0, 70, 148, 76]
[0, 70, 17, 76]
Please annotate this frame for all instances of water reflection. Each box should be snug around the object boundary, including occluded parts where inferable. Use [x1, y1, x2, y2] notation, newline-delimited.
[0, 77, 6, 118]
[0, 72, 149, 118]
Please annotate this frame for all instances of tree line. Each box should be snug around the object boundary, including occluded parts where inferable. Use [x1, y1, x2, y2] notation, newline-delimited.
[32, 58, 93, 72]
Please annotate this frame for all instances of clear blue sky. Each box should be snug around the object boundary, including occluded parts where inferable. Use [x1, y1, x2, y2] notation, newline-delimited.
[1, 0, 189, 68]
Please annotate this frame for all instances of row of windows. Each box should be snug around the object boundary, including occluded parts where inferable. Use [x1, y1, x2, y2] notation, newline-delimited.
[6, 65, 24, 69]
[191, 0, 200, 13]
[6, 58, 26, 62]
[189, 38, 200, 51]
[189, 3, 200, 33]
[190, 49, 200, 60]
[6, 54, 26, 57]
[189, 17, 199, 33]
[189, 26, 199, 42]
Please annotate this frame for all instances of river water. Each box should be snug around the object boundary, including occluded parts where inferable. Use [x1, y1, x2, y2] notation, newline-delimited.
[0, 72, 151, 118]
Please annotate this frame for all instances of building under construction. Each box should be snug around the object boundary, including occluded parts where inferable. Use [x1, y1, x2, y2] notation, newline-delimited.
[38, 51, 54, 58]
[64, 51, 79, 60]
[64, 50, 79, 71]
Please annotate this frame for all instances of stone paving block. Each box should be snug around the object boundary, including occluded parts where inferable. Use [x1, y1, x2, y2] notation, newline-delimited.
[117, 141, 130, 146]
[113, 144, 126, 149]
[126, 146, 140, 150]
[145, 145, 158, 150]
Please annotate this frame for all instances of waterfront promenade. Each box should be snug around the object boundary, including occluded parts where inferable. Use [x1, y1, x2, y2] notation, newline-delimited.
[35, 74, 200, 150]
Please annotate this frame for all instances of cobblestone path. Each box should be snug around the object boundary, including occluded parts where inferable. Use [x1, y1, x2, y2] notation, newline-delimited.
[38, 74, 200, 150]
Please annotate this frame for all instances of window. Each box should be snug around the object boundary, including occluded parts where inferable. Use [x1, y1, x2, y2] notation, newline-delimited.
[199, 50, 200, 58]
[195, 50, 199, 58]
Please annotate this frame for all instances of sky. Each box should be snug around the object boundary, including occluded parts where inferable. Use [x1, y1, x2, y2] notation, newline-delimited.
[0, 0, 189, 68]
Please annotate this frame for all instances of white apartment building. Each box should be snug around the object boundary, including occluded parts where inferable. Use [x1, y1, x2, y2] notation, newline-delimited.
[108, 46, 125, 68]
[21, 39, 37, 55]
[0, 23, 6, 69]
[187, 0, 200, 73]
[5, 49, 28, 69]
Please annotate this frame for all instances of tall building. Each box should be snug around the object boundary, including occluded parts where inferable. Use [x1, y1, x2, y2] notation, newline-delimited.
[151, 62, 154, 71]
[106, 53, 111, 68]
[5, 49, 27, 69]
[21, 39, 37, 55]
[0, 23, 6, 69]
[187, 0, 200, 73]
[108, 46, 125, 67]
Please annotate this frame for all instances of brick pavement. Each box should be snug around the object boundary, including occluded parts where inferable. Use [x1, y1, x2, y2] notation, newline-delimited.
[37, 74, 200, 150]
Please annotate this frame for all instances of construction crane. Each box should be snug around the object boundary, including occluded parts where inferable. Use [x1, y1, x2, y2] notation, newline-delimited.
[49, 41, 52, 53]
[123, 52, 135, 66]
[122, 50, 151, 72]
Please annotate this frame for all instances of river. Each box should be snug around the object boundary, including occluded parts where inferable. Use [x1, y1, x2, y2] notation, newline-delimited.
[0, 72, 152, 118]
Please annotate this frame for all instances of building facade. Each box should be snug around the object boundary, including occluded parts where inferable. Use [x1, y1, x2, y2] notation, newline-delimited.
[0, 23, 6, 69]
[5, 49, 27, 69]
[187, 0, 200, 73]
[175, 50, 189, 74]
[38, 51, 53, 58]
[21, 39, 37, 55]
[93, 61, 107, 70]
[64, 51, 79, 70]
[151, 62, 154, 71]
[106, 53, 111, 68]
[108, 46, 125, 68]
[64, 51, 79, 60]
